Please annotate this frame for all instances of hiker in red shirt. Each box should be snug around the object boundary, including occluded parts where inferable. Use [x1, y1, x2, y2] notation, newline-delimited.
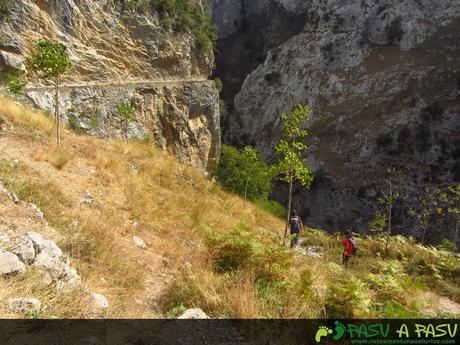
[337, 230, 356, 269]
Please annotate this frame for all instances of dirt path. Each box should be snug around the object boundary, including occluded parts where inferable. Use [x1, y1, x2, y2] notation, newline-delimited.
[24, 78, 213, 92]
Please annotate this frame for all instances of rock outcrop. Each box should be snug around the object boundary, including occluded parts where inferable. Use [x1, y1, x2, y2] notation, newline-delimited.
[24, 81, 220, 172]
[0, 251, 26, 275]
[0, 0, 220, 172]
[0, 180, 107, 314]
[226, 0, 460, 242]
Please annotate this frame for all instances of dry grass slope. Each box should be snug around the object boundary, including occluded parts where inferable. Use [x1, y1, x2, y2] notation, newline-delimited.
[0, 97, 459, 319]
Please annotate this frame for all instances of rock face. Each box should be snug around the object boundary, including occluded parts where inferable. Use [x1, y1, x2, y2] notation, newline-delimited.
[0, 0, 220, 172]
[226, 0, 460, 242]
[0, 0, 211, 82]
[209, 0, 307, 122]
[24, 81, 220, 172]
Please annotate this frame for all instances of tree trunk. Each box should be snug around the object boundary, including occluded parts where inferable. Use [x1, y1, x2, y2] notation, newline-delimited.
[244, 176, 249, 207]
[454, 219, 459, 252]
[385, 179, 392, 256]
[421, 222, 427, 245]
[55, 77, 60, 148]
[284, 175, 293, 239]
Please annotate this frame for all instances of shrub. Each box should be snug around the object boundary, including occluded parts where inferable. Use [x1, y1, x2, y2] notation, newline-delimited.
[297, 268, 315, 298]
[438, 239, 456, 252]
[252, 245, 292, 283]
[325, 277, 371, 318]
[214, 78, 223, 93]
[51, 150, 70, 170]
[205, 230, 256, 273]
[255, 198, 286, 219]
[5, 72, 28, 97]
[121, 0, 149, 12]
[116, 102, 136, 121]
[153, 0, 217, 54]
[219, 99, 227, 117]
[215, 145, 272, 202]
[68, 117, 83, 133]
[442, 282, 460, 303]
[378, 301, 420, 318]
[0, 0, 11, 15]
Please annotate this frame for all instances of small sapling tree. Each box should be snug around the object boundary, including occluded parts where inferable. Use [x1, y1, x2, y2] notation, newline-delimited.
[408, 186, 442, 245]
[274, 104, 313, 239]
[32, 39, 71, 147]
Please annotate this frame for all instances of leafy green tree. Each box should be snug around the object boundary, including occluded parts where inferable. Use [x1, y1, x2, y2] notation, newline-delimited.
[440, 184, 460, 251]
[369, 211, 386, 237]
[32, 39, 72, 147]
[274, 104, 313, 239]
[215, 145, 272, 204]
[408, 186, 442, 245]
[5, 71, 28, 97]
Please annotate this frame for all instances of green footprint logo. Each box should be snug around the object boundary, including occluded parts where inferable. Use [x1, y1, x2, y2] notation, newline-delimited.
[315, 326, 333, 343]
[333, 321, 346, 341]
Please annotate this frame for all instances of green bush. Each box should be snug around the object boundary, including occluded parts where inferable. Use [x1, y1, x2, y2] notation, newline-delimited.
[215, 145, 272, 202]
[116, 102, 136, 121]
[0, 0, 11, 15]
[68, 117, 82, 133]
[5, 71, 28, 97]
[219, 99, 227, 117]
[377, 301, 420, 318]
[153, 0, 217, 53]
[205, 230, 256, 273]
[121, 0, 149, 12]
[326, 277, 371, 318]
[255, 198, 286, 219]
[214, 78, 223, 93]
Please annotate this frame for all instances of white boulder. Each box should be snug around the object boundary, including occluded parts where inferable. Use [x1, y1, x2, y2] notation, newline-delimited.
[8, 298, 41, 313]
[11, 237, 36, 263]
[91, 292, 109, 311]
[133, 236, 147, 249]
[178, 308, 209, 319]
[0, 251, 26, 276]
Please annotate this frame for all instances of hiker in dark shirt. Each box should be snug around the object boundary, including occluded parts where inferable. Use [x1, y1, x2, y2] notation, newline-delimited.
[336, 230, 357, 269]
[289, 210, 304, 249]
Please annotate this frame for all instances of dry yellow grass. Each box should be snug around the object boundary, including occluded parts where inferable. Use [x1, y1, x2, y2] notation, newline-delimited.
[0, 96, 288, 318]
[0, 96, 459, 319]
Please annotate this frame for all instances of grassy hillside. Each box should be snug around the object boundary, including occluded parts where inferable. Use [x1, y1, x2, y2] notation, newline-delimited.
[0, 97, 459, 318]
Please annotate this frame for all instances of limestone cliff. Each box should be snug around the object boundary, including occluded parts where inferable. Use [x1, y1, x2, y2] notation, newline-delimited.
[224, 0, 460, 242]
[0, 0, 220, 171]
[209, 0, 307, 126]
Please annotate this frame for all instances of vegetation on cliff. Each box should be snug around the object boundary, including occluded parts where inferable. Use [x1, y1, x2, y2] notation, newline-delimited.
[120, 0, 218, 53]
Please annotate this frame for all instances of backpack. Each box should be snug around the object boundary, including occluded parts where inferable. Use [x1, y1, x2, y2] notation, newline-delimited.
[290, 216, 300, 233]
[349, 238, 358, 255]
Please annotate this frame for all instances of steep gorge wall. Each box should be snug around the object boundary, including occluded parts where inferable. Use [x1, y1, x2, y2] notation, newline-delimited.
[0, 0, 219, 171]
[225, 0, 460, 242]
[209, 0, 308, 127]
